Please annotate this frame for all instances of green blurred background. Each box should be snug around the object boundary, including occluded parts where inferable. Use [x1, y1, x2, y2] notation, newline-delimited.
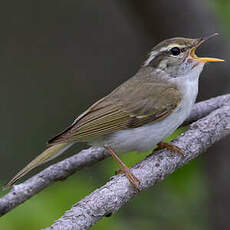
[1, 0, 230, 229]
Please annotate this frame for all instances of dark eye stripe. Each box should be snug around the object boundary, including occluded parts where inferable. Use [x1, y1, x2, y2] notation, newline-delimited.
[180, 47, 187, 52]
[147, 45, 189, 68]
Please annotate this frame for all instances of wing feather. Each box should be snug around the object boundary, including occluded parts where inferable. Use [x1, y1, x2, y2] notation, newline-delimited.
[48, 74, 181, 145]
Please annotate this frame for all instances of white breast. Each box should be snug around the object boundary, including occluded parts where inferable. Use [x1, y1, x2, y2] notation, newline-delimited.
[90, 64, 204, 153]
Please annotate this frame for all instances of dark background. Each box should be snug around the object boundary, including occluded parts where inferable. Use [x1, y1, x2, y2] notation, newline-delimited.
[0, 1, 230, 229]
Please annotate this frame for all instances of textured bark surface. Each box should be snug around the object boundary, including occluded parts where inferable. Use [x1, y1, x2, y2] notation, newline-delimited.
[0, 94, 229, 221]
[184, 94, 230, 124]
[0, 147, 108, 217]
[44, 104, 230, 230]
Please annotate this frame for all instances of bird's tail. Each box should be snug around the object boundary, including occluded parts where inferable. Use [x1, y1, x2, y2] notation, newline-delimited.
[3, 142, 73, 190]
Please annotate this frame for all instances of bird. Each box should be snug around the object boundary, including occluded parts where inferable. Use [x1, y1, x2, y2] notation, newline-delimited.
[4, 33, 224, 191]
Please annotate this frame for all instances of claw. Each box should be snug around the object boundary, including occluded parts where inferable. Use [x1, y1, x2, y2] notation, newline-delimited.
[105, 145, 141, 192]
[154, 142, 184, 157]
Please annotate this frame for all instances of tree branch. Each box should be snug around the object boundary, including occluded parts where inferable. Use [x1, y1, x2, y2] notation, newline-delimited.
[0, 147, 108, 217]
[0, 94, 230, 218]
[45, 104, 230, 230]
[184, 94, 230, 125]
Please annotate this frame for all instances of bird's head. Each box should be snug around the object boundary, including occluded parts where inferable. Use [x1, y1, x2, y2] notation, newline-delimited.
[144, 33, 224, 77]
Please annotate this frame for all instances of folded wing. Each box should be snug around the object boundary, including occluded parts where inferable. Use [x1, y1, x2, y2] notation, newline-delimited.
[48, 78, 181, 145]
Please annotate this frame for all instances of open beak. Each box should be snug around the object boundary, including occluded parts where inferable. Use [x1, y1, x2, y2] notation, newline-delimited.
[190, 33, 224, 63]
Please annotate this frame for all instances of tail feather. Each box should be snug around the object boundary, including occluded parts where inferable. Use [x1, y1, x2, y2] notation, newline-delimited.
[3, 142, 73, 190]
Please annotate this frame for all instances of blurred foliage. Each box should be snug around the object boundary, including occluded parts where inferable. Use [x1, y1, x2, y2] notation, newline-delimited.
[214, 0, 230, 36]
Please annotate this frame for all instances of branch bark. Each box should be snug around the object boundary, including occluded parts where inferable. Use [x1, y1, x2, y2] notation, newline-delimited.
[0, 94, 230, 220]
[0, 147, 108, 217]
[45, 104, 230, 230]
[184, 93, 230, 124]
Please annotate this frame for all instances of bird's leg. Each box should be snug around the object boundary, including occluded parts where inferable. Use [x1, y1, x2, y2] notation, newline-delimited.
[104, 146, 140, 191]
[154, 141, 184, 157]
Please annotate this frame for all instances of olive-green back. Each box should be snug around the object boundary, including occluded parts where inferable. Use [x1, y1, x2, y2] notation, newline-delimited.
[48, 68, 181, 145]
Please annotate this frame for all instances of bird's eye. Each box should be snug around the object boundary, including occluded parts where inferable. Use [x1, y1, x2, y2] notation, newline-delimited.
[170, 47, 181, 56]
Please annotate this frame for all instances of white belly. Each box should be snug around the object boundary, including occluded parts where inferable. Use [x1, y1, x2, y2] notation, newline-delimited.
[89, 67, 202, 153]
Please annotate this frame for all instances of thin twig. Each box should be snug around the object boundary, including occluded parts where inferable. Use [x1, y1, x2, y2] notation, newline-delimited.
[184, 93, 230, 125]
[0, 147, 108, 217]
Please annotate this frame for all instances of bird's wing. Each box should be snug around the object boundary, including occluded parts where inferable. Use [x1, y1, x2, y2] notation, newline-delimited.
[48, 78, 181, 145]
